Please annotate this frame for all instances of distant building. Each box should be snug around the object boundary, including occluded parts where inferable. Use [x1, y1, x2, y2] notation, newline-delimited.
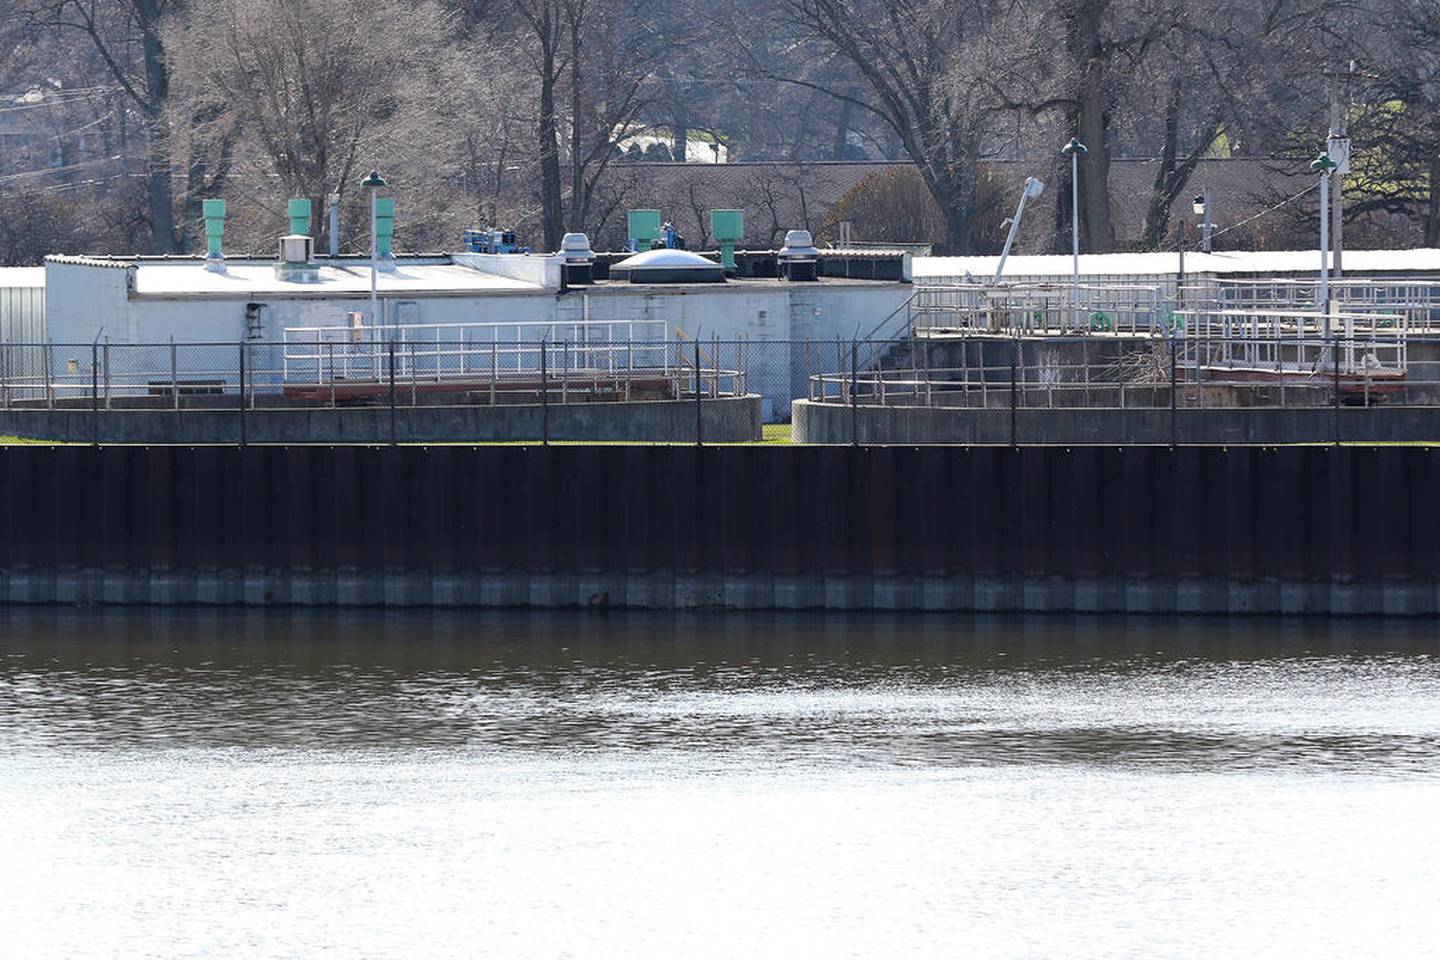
[602, 158, 1315, 252]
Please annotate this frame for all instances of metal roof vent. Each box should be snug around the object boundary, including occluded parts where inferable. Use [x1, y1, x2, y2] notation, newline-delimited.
[779, 230, 819, 259]
[560, 232, 594, 262]
[609, 248, 725, 284]
[778, 229, 820, 281]
[275, 234, 319, 282]
[560, 232, 596, 286]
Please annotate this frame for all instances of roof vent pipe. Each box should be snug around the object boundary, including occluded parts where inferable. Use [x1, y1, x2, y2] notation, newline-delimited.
[328, 193, 340, 257]
[288, 198, 312, 237]
[374, 197, 396, 272]
[202, 199, 227, 272]
[560, 232, 595, 286]
[710, 210, 743, 271]
[778, 229, 820, 282]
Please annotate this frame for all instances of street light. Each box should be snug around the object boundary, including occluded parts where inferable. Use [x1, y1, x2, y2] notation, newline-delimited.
[1192, 191, 1212, 253]
[1310, 152, 1338, 329]
[1061, 137, 1087, 329]
[994, 176, 1045, 284]
[361, 169, 388, 333]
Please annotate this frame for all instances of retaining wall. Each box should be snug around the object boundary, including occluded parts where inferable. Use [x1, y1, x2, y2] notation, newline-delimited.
[792, 400, 1440, 445]
[0, 396, 762, 444]
[1, 444, 1438, 614]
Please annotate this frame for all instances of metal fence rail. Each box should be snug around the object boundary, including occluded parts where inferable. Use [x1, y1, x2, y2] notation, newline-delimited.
[0, 338, 748, 412]
[806, 334, 1440, 412]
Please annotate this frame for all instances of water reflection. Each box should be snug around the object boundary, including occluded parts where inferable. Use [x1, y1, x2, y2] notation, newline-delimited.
[2, 609, 1437, 775]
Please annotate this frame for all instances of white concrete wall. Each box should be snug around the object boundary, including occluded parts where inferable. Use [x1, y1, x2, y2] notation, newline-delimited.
[44, 260, 133, 344]
[451, 252, 561, 288]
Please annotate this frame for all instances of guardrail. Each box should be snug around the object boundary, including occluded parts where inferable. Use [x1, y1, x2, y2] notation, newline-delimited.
[0, 338, 747, 412]
[806, 334, 1440, 412]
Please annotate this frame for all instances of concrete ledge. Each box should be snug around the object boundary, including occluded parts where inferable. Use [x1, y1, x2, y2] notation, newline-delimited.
[792, 400, 1440, 445]
[1, 568, 1433, 615]
[0, 396, 763, 444]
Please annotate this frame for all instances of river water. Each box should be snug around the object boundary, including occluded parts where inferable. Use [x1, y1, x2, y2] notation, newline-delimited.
[2, 610, 1438, 958]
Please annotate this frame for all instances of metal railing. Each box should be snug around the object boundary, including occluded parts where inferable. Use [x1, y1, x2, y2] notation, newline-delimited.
[806, 334, 1440, 412]
[0, 337, 747, 412]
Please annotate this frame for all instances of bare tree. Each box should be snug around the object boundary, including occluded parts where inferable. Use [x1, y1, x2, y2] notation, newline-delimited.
[172, 0, 452, 252]
[504, 0, 661, 249]
[766, 0, 1014, 254]
[21, 0, 182, 252]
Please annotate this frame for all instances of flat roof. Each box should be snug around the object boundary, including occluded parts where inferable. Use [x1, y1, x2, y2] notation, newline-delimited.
[0, 267, 45, 288]
[914, 248, 1440, 280]
[130, 261, 547, 298]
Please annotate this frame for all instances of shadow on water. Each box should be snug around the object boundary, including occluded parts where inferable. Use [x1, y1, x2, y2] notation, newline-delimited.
[1, 608, 1437, 773]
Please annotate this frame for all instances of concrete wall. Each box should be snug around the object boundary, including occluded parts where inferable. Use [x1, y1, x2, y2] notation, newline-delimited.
[0, 396, 762, 445]
[2, 444, 1439, 614]
[793, 400, 1440, 445]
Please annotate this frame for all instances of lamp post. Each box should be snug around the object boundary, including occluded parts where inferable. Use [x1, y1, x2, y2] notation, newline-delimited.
[1311, 153, 1338, 332]
[1192, 191, 1212, 253]
[1062, 137, 1087, 329]
[994, 177, 1045, 284]
[361, 169, 388, 334]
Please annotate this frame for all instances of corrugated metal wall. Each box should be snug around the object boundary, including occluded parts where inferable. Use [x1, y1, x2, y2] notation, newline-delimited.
[0, 445, 1437, 612]
[0, 275, 45, 343]
[0, 275, 46, 385]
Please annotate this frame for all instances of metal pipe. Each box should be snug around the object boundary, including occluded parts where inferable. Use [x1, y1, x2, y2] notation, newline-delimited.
[1319, 170, 1331, 332]
[1070, 150, 1081, 329]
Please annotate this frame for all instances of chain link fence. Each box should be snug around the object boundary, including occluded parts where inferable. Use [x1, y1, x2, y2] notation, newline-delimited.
[5, 332, 1440, 445]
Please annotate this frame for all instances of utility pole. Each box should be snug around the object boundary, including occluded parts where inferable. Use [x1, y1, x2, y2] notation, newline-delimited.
[1062, 138, 1088, 330]
[1324, 64, 1360, 279]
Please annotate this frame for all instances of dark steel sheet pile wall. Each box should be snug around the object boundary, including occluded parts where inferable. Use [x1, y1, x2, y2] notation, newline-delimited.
[1, 445, 1436, 613]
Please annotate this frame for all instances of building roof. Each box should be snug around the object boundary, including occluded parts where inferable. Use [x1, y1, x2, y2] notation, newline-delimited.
[914, 248, 1440, 281]
[0, 267, 45, 288]
[126, 260, 548, 299]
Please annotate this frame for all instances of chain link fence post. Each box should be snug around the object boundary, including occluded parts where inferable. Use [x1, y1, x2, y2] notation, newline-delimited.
[239, 341, 248, 447]
[541, 336, 549, 445]
[90, 340, 98, 447]
[388, 339, 397, 446]
[1332, 332, 1341, 446]
[694, 339, 703, 446]
[1170, 337, 1178, 450]
[850, 339, 858, 446]
[1010, 338, 1019, 449]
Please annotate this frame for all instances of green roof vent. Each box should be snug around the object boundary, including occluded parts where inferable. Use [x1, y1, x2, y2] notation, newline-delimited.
[202, 198, 227, 270]
[710, 210, 743, 270]
[288, 198, 312, 238]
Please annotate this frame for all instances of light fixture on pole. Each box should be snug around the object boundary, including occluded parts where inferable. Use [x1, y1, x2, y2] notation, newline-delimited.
[1310, 152, 1338, 331]
[1192, 191, 1213, 253]
[1061, 137, 1087, 329]
[994, 176, 1045, 284]
[361, 169, 388, 333]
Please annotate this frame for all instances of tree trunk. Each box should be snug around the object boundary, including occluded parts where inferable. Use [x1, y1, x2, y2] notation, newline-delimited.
[144, 117, 178, 254]
[536, 34, 564, 252]
[1066, 0, 1114, 253]
[1428, 153, 1440, 246]
[1076, 68, 1113, 252]
[1141, 80, 1186, 250]
[673, 112, 688, 163]
[832, 100, 852, 160]
[138, 0, 177, 253]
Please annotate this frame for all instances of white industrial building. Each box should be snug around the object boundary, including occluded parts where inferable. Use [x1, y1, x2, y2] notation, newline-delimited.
[21, 244, 913, 420]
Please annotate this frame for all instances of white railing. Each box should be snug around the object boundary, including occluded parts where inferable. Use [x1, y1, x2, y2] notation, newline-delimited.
[281, 319, 672, 386]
